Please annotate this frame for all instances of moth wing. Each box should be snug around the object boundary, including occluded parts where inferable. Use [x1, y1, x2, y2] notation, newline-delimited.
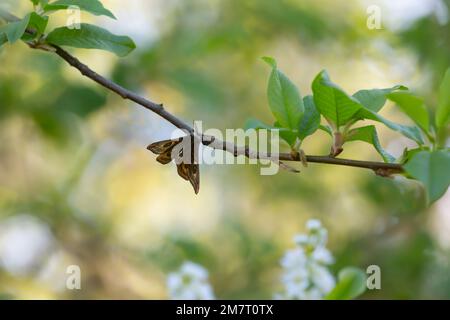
[176, 163, 190, 181]
[147, 138, 182, 155]
[156, 151, 174, 165]
[188, 163, 200, 194]
[176, 163, 200, 194]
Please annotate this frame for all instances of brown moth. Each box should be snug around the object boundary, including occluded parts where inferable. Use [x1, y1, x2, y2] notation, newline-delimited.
[147, 136, 200, 194]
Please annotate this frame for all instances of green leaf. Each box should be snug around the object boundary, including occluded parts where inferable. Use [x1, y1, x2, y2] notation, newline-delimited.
[325, 267, 367, 300]
[3, 14, 31, 43]
[387, 92, 430, 134]
[399, 146, 431, 164]
[44, 0, 116, 19]
[357, 108, 424, 145]
[312, 72, 422, 144]
[244, 118, 295, 146]
[46, 24, 136, 57]
[404, 150, 450, 204]
[436, 68, 450, 129]
[298, 95, 320, 140]
[353, 85, 408, 113]
[263, 56, 304, 130]
[319, 124, 333, 136]
[20, 12, 49, 42]
[274, 122, 298, 147]
[312, 70, 362, 128]
[346, 125, 395, 163]
[28, 12, 48, 35]
[244, 118, 278, 131]
[262, 56, 276, 68]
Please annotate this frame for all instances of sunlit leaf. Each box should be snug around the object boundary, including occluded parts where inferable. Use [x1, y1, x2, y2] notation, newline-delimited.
[244, 118, 281, 131]
[46, 24, 136, 57]
[312, 70, 362, 128]
[346, 125, 395, 163]
[319, 124, 333, 136]
[244, 118, 295, 146]
[28, 12, 48, 34]
[399, 146, 431, 164]
[263, 56, 304, 131]
[325, 267, 367, 300]
[357, 108, 424, 145]
[274, 121, 298, 147]
[298, 95, 320, 140]
[44, 0, 116, 19]
[21, 12, 48, 41]
[3, 13, 30, 43]
[404, 150, 450, 204]
[387, 92, 430, 134]
[436, 68, 450, 129]
[353, 85, 407, 112]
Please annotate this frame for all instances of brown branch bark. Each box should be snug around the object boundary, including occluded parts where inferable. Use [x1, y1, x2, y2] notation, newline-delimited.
[0, 9, 404, 175]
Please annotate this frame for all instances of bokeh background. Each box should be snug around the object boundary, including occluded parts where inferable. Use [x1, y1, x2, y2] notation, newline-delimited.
[0, 0, 449, 299]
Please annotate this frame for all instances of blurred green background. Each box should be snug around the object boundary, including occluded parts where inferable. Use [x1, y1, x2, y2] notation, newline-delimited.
[0, 0, 449, 299]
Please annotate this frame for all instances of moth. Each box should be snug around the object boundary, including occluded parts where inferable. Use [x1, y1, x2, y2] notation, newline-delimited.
[147, 135, 200, 194]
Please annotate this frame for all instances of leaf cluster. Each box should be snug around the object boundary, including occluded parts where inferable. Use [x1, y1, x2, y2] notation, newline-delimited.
[1, 0, 135, 57]
[246, 57, 450, 203]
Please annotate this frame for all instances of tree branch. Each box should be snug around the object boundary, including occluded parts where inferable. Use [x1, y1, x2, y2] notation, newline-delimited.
[0, 9, 404, 175]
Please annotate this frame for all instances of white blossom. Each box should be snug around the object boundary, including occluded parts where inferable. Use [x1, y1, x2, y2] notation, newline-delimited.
[167, 261, 215, 300]
[306, 219, 322, 231]
[0, 215, 54, 276]
[311, 246, 334, 265]
[275, 219, 336, 300]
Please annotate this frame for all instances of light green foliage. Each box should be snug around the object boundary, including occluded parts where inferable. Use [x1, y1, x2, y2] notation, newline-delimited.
[311, 71, 424, 144]
[6, 0, 133, 56]
[21, 12, 48, 42]
[28, 12, 48, 35]
[298, 95, 320, 140]
[404, 150, 450, 204]
[46, 24, 136, 57]
[345, 125, 395, 163]
[244, 118, 294, 144]
[353, 85, 408, 113]
[263, 56, 304, 132]
[244, 118, 278, 131]
[43, 0, 116, 19]
[246, 62, 449, 202]
[387, 92, 430, 134]
[357, 108, 424, 145]
[325, 267, 367, 300]
[312, 70, 361, 128]
[3, 13, 30, 43]
[274, 121, 298, 147]
[436, 68, 450, 129]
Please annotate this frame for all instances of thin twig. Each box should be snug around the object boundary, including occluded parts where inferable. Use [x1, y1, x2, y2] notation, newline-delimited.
[0, 9, 404, 175]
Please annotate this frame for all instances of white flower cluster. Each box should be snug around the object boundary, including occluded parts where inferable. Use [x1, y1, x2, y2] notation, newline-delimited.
[167, 261, 215, 300]
[275, 219, 336, 300]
